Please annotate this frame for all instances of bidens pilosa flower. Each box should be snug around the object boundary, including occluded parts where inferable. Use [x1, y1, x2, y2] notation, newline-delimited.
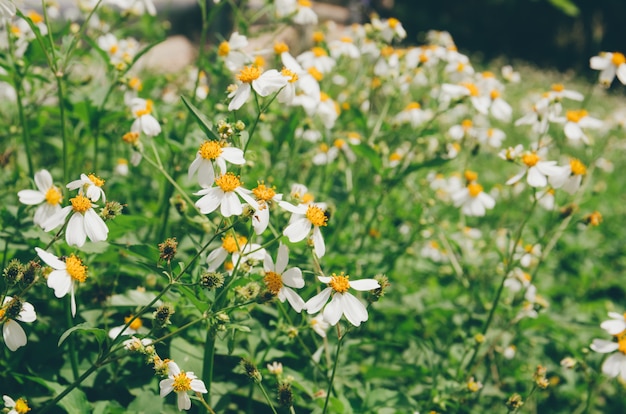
[281, 201, 329, 258]
[228, 65, 288, 111]
[590, 312, 626, 381]
[1, 296, 36, 352]
[590, 51, 626, 86]
[451, 171, 495, 217]
[159, 360, 207, 411]
[17, 169, 63, 229]
[263, 243, 306, 312]
[35, 248, 88, 317]
[2, 395, 31, 414]
[130, 98, 161, 137]
[188, 140, 245, 188]
[66, 173, 106, 202]
[194, 172, 258, 217]
[305, 272, 380, 327]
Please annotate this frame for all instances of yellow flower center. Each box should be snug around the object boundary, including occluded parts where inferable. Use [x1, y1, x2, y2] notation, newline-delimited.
[134, 99, 153, 118]
[405, 102, 421, 111]
[222, 235, 247, 254]
[312, 47, 327, 57]
[264, 271, 283, 294]
[252, 183, 276, 201]
[308, 67, 323, 81]
[612, 52, 626, 66]
[618, 332, 626, 354]
[457, 62, 465, 72]
[13, 398, 30, 414]
[122, 131, 140, 144]
[65, 255, 87, 283]
[27, 11, 44, 24]
[298, 0, 311, 7]
[419, 53, 429, 63]
[0, 308, 5, 320]
[199, 140, 223, 160]
[340, 36, 353, 43]
[461, 82, 479, 97]
[274, 42, 289, 54]
[218, 41, 230, 56]
[253, 55, 265, 68]
[128, 77, 142, 91]
[388, 17, 400, 28]
[389, 152, 402, 162]
[464, 170, 478, 182]
[569, 158, 586, 175]
[381, 46, 394, 57]
[467, 182, 483, 197]
[306, 205, 328, 227]
[482, 71, 495, 78]
[461, 119, 473, 130]
[551, 83, 564, 92]
[124, 315, 143, 330]
[215, 173, 241, 192]
[329, 273, 350, 293]
[312, 31, 325, 43]
[109, 44, 119, 55]
[319, 143, 329, 153]
[320, 92, 331, 102]
[70, 195, 92, 213]
[172, 371, 192, 392]
[281, 68, 298, 83]
[522, 152, 540, 167]
[333, 139, 346, 149]
[88, 174, 105, 187]
[586, 211, 602, 226]
[237, 66, 262, 84]
[301, 193, 314, 204]
[490, 89, 500, 100]
[45, 187, 63, 205]
[566, 109, 588, 123]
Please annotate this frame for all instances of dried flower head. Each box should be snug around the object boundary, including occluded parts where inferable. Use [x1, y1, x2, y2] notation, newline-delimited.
[158, 238, 178, 263]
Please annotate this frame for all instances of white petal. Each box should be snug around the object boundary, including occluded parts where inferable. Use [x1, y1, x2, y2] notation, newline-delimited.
[195, 188, 223, 214]
[187, 155, 203, 181]
[505, 170, 526, 186]
[42, 206, 72, 232]
[617, 64, 626, 85]
[207, 248, 228, 271]
[84, 209, 109, 243]
[17, 301, 36, 323]
[3, 319, 27, 351]
[282, 267, 304, 288]
[35, 247, 66, 269]
[590, 339, 619, 354]
[590, 56, 609, 70]
[167, 361, 181, 376]
[228, 84, 251, 111]
[34, 169, 54, 192]
[190, 379, 208, 393]
[283, 218, 311, 243]
[220, 192, 243, 217]
[253, 70, 288, 96]
[282, 287, 306, 313]
[159, 379, 174, 397]
[349, 278, 381, 291]
[70, 284, 77, 317]
[323, 293, 343, 326]
[602, 353, 624, 378]
[221, 147, 245, 165]
[526, 167, 547, 188]
[305, 287, 332, 314]
[275, 243, 289, 274]
[47, 270, 72, 298]
[312, 227, 325, 258]
[342, 292, 368, 326]
[66, 212, 87, 247]
[177, 392, 191, 411]
[600, 319, 626, 336]
[34, 203, 62, 228]
[17, 189, 45, 205]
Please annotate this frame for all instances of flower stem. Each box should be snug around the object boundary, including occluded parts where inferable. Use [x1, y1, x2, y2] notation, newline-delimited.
[322, 331, 347, 414]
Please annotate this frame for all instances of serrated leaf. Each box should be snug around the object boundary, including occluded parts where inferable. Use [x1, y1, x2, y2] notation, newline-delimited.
[58, 322, 108, 347]
[181, 95, 219, 140]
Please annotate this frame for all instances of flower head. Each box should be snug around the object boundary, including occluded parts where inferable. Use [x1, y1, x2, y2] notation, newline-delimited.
[280, 201, 329, 258]
[17, 170, 63, 229]
[194, 173, 258, 217]
[188, 141, 246, 187]
[590, 51, 626, 86]
[263, 243, 305, 312]
[1, 296, 36, 351]
[159, 361, 207, 411]
[590, 312, 626, 381]
[3, 395, 31, 414]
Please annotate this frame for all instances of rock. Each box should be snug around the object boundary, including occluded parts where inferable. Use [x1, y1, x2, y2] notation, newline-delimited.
[134, 35, 196, 74]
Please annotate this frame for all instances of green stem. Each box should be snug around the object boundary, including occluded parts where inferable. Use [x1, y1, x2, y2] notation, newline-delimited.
[65, 298, 80, 382]
[322, 331, 347, 414]
[56, 74, 69, 183]
[14, 81, 33, 177]
[256, 380, 279, 414]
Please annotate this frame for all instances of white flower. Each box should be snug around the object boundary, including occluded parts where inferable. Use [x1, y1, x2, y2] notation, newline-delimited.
[35, 247, 88, 317]
[556, 109, 603, 144]
[590, 51, 626, 86]
[590, 334, 626, 381]
[108, 315, 146, 339]
[228, 66, 288, 111]
[371, 16, 406, 42]
[217, 32, 250, 72]
[42, 193, 109, 247]
[159, 361, 208, 411]
[0, 0, 16, 18]
[188, 141, 245, 187]
[267, 361, 283, 375]
[123, 336, 153, 352]
[280, 201, 328, 258]
[66, 173, 106, 202]
[305, 273, 380, 327]
[310, 313, 330, 337]
[263, 243, 305, 312]
[1, 296, 36, 352]
[548, 158, 587, 194]
[394, 102, 432, 128]
[451, 181, 495, 217]
[476, 127, 505, 148]
[205, 233, 264, 272]
[17, 169, 63, 229]
[599, 312, 626, 336]
[130, 98, 161, 136]
[505, 151, 564, 188]
[501, 65, 520, 83]
[194, 173, 258, 217]
[329, 37, 360, 60]
[250, 182, 283, 235]
[296, 47, 336, 75]
[3, 395, 31, 414]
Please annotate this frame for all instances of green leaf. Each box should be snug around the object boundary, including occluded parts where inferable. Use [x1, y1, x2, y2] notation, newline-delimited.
[181, 95, 219, 140]
[351, 143, 382, 173]
[47, 381, 91, 413]
[547, 0, 580, 16]
[178, 285, 210, 313]
[57, 323, 108, 347]
[108, 289, 163, 307]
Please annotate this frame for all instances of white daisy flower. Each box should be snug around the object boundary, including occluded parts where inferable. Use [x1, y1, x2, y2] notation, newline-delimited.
[205, 234, 264, 272]
[263, 243, 305, 312]
[305, 273, 380, 327]
[590, 51, 626, 86]
[3, 395, 32, 414]
[159, 361, 207, 411]
[280, 201, 328, 258]
[130, 98, 161, 137]
[187, 140, 245, 188]
[296, 47, 336, 75]
[394, 102, 432, 128]
[599, 312, 626, 336]
[505, 151, 564, 188]
[217, 32, 251, 72]
[548, 158, 587, 194]
[228, 66, 288, 111]
[194, 173, 258, 217]
[108, 315, 146, 339]
[451, 181, 496, 217]
[556, 109, 603, 144]
[251, 182, 283, 235]
[42, 193, 109, 247]
[17, 169, 63, 229]
[310, 313, 330, 338]
[590, 332, 626, 381]
[1, 296, 36, 352]
[35, 247, 88, 317]
[66, 173, 106, 202]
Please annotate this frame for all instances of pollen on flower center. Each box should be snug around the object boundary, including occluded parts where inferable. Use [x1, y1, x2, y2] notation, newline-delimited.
[264, 271, 283, 294]
[88, 174, 105, 187]
[522, 152, 540, 167]
[329, 273, 350, 293]
[13, 398, 30, 414]
[123, 131, 140, 144]
[618, 332, 626, 354]
[281, 67, 298, 83]
[306, 205, 328, 227]
[70, 195, 92, 213]
[237, 66, 262, 83]
[388, 17, 399, 28]
[467, 183, 483, 197]
[218, 41, 230, 56]
[298, 0, 312, 7]
[124, 315, 143, 330]
[333, 139, 346, 148]
[199, 140, 223, 160]
[45, 187, 62, 205]
[215, 173, 242, 192]
[461, 82, 479, 96]
[65, 255, 87, 283]
[461, 119, 473, 130]
[253, 183, 276, 201]
[222, 234, 247, 253]
[612, 52, 626, 66]
[569, 158, 586, 175]
[566, 109, 588, 123]
[308, 67, 323, 81]
[312, 47, 327, 57]
[135, 99, 153, 117]
[405, 102, 421, 110]
[172, 371, 192, 392]
[464, 170, 478, 182]
[490, 89, 500, 100]
[551, 83, 564, 92]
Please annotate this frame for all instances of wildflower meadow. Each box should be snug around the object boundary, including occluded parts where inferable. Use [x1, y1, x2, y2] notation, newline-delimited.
[1, 0, 626, 412]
